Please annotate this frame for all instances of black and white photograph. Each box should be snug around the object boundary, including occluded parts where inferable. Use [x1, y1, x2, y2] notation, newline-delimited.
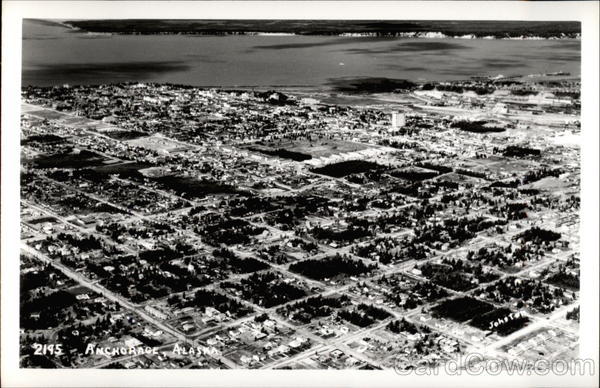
[2, 1, 599, 387]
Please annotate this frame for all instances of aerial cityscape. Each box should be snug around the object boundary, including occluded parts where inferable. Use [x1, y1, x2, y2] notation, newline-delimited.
[19, 19, 581, 371]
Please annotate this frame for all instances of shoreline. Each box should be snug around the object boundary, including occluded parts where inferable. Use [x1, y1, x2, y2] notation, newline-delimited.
[20, 73, 582, 92]
[46, 19, 581, 40]
[58, 24, 582, 41]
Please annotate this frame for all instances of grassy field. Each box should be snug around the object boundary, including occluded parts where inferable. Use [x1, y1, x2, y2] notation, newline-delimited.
[26, 109, 66, 121]
[127, 134, 190, 153]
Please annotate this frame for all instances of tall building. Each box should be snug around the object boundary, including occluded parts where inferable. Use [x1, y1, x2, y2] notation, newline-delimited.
[391, 112, 406, 129]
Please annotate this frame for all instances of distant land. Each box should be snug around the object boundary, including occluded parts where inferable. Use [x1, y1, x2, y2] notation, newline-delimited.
[57, 20, 581, 39]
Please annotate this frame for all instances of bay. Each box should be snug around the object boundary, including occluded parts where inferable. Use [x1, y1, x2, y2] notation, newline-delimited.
[22, 19, 580, 89]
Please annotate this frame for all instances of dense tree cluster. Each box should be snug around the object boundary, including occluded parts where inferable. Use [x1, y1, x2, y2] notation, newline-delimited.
[195, 216, 265, 246]
[289, 254, 377, 281]
[387, 318, 430, 335]
[310, 224, 371, 243]
[477, 277, 569, 314]
[451, 120, 505, 133]
[390, 168, 440, 182]
[169, 289, 253, 318]
[96, 221, 174, 241]
[338, 303, 391, 328]
[21, 290, 77, 330]
[566, 306, 580, 322]
[220, 271, 308, 308]
[418, 258, 499, 291]
[466, 244, 543, 270]
[212, 248, 270, 273]
[454, 168, 488, 179]
[490, 202, 529, 220]
[278, 295, 350, 324]
[312, 160, 385, 178]
[502, 145, 541, 158]
[415, 162, 453, 174]
[413, 216, 507, 248]
[515, 227, 561, 244]
[376, 275, 448, 309]
[248, 147, 312, 161]
[431, 296, 495, 322]
[352, 236, 430, 264]
[266, 195, 333, 229]
[154, 175, 245, 199]
[545, 265, 579, 290]
[55, 232, 104, 251]
[224, 195, 280, 217]
[521, 167, 562, 185]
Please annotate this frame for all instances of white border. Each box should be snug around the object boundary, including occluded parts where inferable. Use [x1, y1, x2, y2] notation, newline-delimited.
[2, 2, 598, 387]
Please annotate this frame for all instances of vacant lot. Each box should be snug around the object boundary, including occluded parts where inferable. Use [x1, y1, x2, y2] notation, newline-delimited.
[25, 109, 66, 121]
[127, 134, 191, 153]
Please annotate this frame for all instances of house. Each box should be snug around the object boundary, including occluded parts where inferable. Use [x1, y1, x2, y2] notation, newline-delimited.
[144, 305, 169, 320]
[182, 323, 195, 333]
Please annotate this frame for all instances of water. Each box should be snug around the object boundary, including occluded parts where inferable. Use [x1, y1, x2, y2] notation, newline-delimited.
[22, 19, 580, 89]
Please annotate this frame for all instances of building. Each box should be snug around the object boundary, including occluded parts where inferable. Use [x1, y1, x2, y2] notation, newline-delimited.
[144, 305, 170, 320]
[492, 103, 509, 114]
[391, 112, 406, 129]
